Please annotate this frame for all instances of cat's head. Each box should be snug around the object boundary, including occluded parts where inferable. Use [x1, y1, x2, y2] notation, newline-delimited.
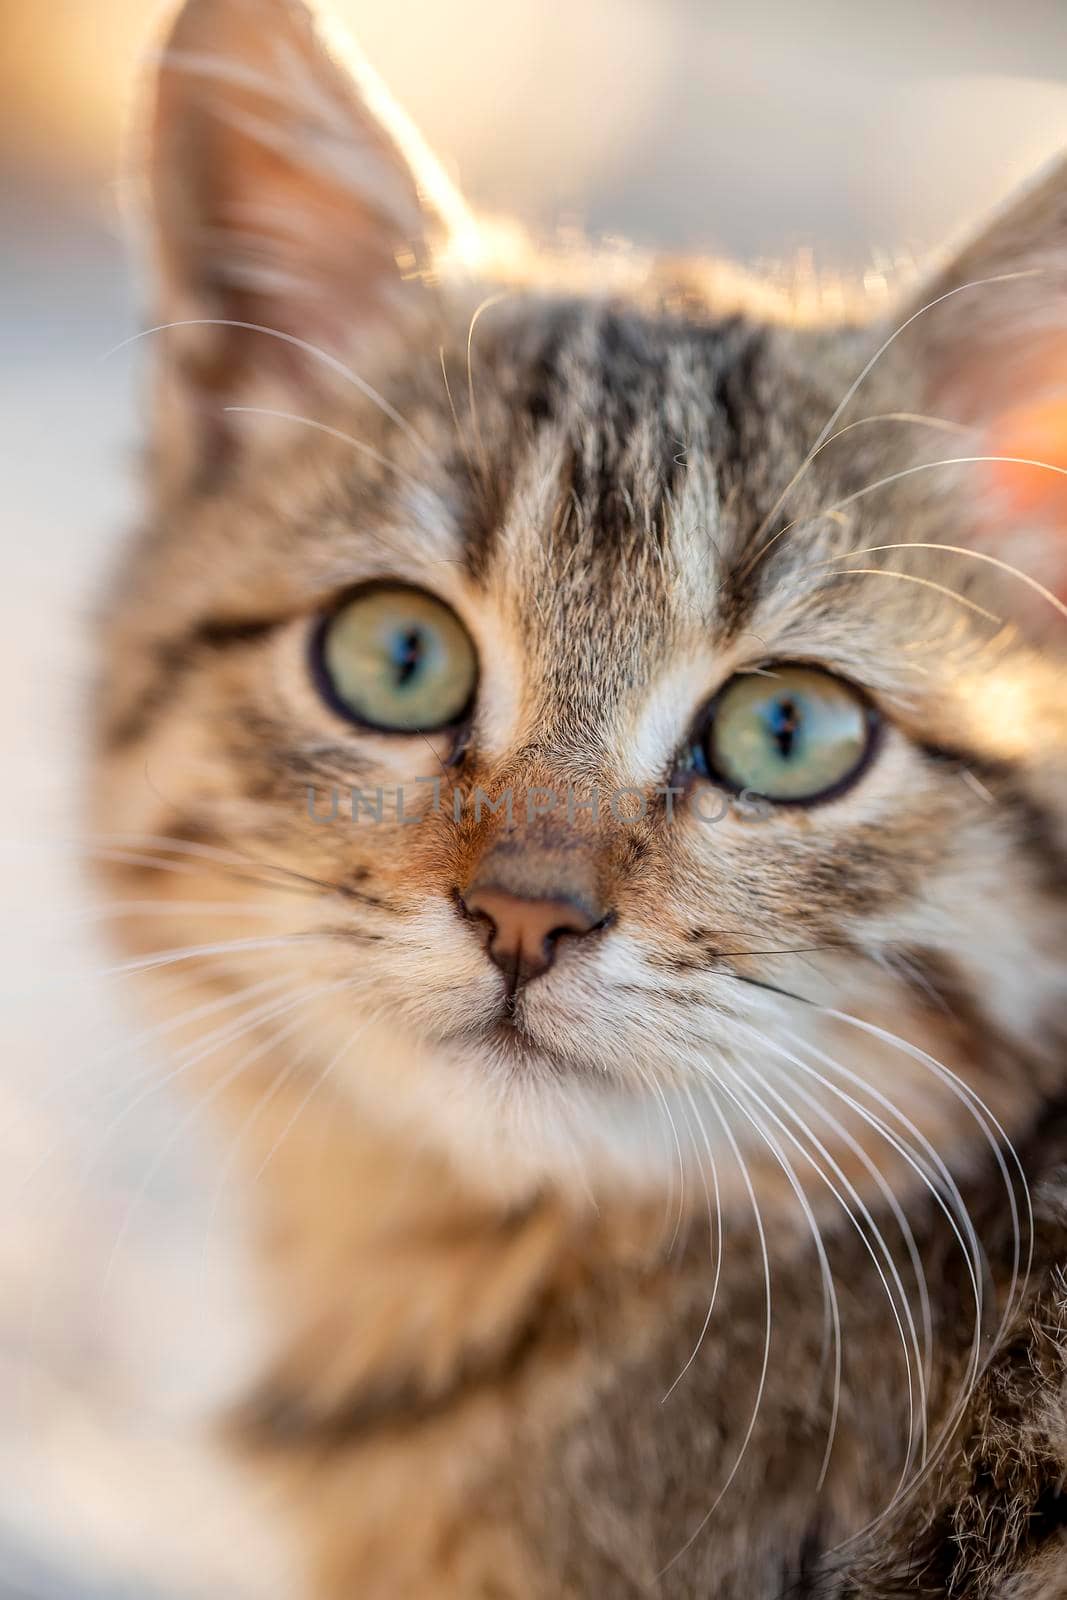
[95, 0, 1067, 1203]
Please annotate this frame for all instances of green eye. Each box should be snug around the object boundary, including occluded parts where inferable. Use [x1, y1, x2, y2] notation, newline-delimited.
[315, 585, 477, 733]
[703, 665, 877, 803]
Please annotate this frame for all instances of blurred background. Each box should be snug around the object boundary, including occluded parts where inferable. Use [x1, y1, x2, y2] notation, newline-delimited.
[3, 1, 1067, 1594]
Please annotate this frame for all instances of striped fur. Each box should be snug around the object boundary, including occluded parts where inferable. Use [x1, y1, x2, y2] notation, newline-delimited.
[92, 2, 1067, 1594]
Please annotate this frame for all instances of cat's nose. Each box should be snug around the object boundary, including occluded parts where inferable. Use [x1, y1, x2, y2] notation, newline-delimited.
[460, 883, 605, 985]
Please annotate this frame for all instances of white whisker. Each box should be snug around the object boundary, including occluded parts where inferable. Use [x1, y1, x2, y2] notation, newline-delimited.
[32, 900, 299, 929]
[253, 1008, 383, 1180]
[661, 1081, 725, 1403]
[760, 1056, 934, 1391]
[743, 269, 1042, 571]
[821, 1006, 1031, 1343]
[438, 345, 480, 491]
[748, 1022, 987, 1431]
[818, 566, 1001, 622]
[815, 541, 1067, 625]
[724, 1049, 927, 1487]
[779, 1008, 1029, 1544]
[103, 319, 436, 462]
[753, 452, 1067, 585]
[101, 983, 349, 1287]
[641, 1065, 688, 1256]
[696, 1057, 846, 1492]
[199, 1011, 335, 1276]
[98, 933, 330, 980]
[657, 1076, 771, 1575]
[224, 406, 428, 493]
[466, 292, 508, 485]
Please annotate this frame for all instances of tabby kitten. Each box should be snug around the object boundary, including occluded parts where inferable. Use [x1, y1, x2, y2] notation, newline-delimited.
[94, 0, 1067, 1594]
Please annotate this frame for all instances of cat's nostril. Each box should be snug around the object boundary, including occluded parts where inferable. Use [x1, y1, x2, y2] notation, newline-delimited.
[459, 884, 606, 985]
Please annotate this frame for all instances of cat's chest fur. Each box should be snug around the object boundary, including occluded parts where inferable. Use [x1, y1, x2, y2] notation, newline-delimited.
[230, 1082, 1067, 1599]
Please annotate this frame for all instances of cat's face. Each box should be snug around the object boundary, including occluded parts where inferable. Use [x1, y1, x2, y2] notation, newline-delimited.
[95, 0, 1067, 1202]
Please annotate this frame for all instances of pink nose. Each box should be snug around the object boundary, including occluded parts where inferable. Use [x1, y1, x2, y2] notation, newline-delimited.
[460, 884, 603, 984]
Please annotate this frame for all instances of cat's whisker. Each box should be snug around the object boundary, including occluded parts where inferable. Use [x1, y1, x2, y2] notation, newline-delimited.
[200, 1013, 343, 1278]
[89, 975, 327, 1116]
[639, 1063, 688, 1256]
[20, 981, 333, 1208]
[733, 988, 984, 1282]
[86, 848, 326, 901]
[101, 981, 351, 1289]
[223, 406, 429, 496]
[0, 924, 382, 1007]
[758, 1025, 986, 1365]
[764, 1062, 979, 1536]
[759, 1056, 934, 1392]
[466, 293, 508, 490]
[253, 1006, 386, 1181]
[5, 926, 329, 1013]
[721, 1049, 927, 1487]
[766, 1015, 1024, 1545]
[28, 974, 293, 1133]
[813, 541, 1067, 626]
[668, 1081, 700, 1258]
[692, 983, 994, 1524]
[101, 855, 394, 920]
[726, 976, 1025, 1335]
[661, 1080, 725, 1404]
[31, 899, 305, 930]
[438, 346, 480, 491]
[97, 933, 334, 980]
[819, 1006, 1031, 1339]
[103, 319, 437, 463]
[818, 566, 1001, 623]
[741, 268, 1042, 574]
[20, 977, 348, 1413]
[725, 412, 968, 597]
[751, 452, 1067, 582]
[701, 1056, 876, 1495]
[815, 411, 969, 449]
[706, 1009, 1006, 1531]
[658, 1075, 771, 1576]
[710, 942, 873, 959]
[92, 840, 400, 915]
[1, 972, 306, 1187]
[6, 831, 296, 875]
[84, 831, 374, 902]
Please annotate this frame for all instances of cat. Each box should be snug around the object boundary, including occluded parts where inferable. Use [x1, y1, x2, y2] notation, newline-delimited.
[91, 0, 1067, 1594]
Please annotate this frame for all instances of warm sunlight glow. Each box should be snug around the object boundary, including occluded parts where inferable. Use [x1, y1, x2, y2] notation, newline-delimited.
[990, 394, 1067, 517]
[315, 4, 485, 267]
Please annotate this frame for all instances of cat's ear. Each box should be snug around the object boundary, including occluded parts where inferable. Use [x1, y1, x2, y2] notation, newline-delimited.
[905, 155, 1067, 632]
[144, 0, 455, 487]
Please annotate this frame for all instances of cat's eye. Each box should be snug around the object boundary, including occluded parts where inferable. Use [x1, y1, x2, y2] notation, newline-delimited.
[313, 585, 478, 733]
[702, 665, 877, 804]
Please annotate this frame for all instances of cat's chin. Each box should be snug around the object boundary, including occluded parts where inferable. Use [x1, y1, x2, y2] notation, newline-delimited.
[455, 1013, 593, 1080]
[393, 971, 613, 1085]
[315, 1006, 693, 1203]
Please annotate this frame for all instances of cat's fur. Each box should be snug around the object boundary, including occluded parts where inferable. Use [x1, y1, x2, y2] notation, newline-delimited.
[93, 1, 1067, 1594]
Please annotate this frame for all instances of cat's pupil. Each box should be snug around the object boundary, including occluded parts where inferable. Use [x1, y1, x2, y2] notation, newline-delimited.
[391, 627, 425, 688]
[768, 696, 800, 760]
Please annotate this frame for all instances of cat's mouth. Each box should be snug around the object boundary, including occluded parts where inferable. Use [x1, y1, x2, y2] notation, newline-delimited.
[488, 1011, 559, 1060]
[488, 1015, 534, 1051]
[453, 1006, 585, 1077]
